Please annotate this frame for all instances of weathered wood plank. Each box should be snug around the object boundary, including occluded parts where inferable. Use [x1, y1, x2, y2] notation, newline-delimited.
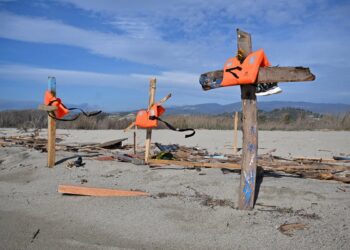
[257, 67, 315, 83]
[124, 121, 135, 132]
[148, 159, 240, 169]
[149, 159, 348, 172]
[201, 66, 315, 85]
[238, 29, 257, 210]
[233, 111, 238, 154]
[38, 104, 57, 112]
[158, 93, 172, 104]
[58, 185, 149, 197]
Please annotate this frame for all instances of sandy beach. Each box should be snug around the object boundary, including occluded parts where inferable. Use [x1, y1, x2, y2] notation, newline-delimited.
[0, 128, 349, 249]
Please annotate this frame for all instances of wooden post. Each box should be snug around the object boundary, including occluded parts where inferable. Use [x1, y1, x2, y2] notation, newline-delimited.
[233, 111, 238, 154]
[144, 78, 156, 163]
[47, 77, 56, 167]
[237, 29, 257, 210]
[133, 130, 136, 155]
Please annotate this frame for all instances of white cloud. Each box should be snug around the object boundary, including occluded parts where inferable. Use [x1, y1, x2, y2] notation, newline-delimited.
[132, 71, 198, 88]
[0, 11, 217, 71]
[0, 63, 199, 89]
[58, 0, 319, 30]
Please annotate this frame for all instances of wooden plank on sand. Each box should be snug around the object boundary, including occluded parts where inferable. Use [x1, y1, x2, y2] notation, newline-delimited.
[148, 159, 240, 169]
[58, 185, 149, 197]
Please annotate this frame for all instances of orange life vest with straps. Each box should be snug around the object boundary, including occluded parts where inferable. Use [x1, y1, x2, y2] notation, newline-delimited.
[221, 49, 270, 87]
[135, 103, 165, 128]
[44, 91, 70, 119]
[134, 103, 195, 138]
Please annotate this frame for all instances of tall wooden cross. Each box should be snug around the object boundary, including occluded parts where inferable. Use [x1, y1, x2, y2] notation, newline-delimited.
[38, 77, 57, 168]
[202, 29, 315, 210]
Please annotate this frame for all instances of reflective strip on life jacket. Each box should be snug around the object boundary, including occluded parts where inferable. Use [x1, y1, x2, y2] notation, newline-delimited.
[44, 91, 70, 119]
[221, 49, 271, 87]
[135, 103, 165, 128]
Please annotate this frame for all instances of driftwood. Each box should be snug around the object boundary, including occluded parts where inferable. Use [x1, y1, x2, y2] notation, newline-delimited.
[98, 138, 128, 149]
[1, 136, 349, 183]
[58, 185, 149, 197]
[148, 159, 240, 169]
[278, 223, 308, 236]
[0, 136, 129, 152]
[148, 144, 350, 183]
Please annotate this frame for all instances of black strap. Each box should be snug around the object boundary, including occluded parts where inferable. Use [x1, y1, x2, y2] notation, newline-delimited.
[149, 116, 195, 138]
[47, 99, 102, 122]
[225, 66, 242, 78]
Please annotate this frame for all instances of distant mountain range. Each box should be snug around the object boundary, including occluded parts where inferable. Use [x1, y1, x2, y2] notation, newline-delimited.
[1, 100, 349, 115]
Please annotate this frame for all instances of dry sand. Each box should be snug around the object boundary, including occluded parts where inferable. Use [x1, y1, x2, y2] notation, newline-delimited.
[0, 128, 349, 249]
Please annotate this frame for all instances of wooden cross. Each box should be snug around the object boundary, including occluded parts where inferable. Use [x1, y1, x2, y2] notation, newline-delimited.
[145, 78, 157, 163]
[238, 29, 315, 210]
[203, 29, 315, 210]
[123, 78, 172, 163]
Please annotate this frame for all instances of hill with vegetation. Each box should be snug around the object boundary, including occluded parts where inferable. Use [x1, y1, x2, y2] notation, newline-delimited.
[0, 108, 349, 131]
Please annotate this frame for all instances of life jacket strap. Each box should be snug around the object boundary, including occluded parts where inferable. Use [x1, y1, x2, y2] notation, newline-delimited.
[47, 99, 102, 122]
[149, 116, 195, 138]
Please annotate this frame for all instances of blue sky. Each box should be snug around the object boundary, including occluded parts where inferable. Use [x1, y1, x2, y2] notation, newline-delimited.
[0, 0, 349, 111]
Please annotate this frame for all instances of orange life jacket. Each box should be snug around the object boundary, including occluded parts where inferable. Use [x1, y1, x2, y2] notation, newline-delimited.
[44, 91, 70, 119]
[221, 49, 270, 87]
[135, 103, 165, 128]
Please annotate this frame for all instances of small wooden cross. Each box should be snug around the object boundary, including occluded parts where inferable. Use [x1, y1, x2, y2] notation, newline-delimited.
[202, 29, 315, 210]
[38, 77, 57, 168]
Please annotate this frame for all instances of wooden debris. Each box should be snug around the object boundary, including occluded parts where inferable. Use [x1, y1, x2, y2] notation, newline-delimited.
[124, 121, 136, 132]
[114, 152, 145, 165]
[278, 223, 308, 236]
[94, 156, 115, 161]
[80, 179, 88, 184]
[333, 156, 350, 161]
[294, 156, 350, 163]
[98, 138, 127, 149]
[146, 144, 350, 183]
[333, 176, 350, 184]
[65, 161, 75, 169]
[148, 159, 240, 169]
[58, 185, 149, 197]
[1, 134, 349, 184]
[0, 136, 130, 152]
[31, 229, 40, 243]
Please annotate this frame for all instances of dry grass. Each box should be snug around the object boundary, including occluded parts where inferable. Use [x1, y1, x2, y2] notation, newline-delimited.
[0, 109, 349, 131]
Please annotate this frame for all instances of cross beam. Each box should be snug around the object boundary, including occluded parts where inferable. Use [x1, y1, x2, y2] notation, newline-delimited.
[201, 66, 315, 85]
